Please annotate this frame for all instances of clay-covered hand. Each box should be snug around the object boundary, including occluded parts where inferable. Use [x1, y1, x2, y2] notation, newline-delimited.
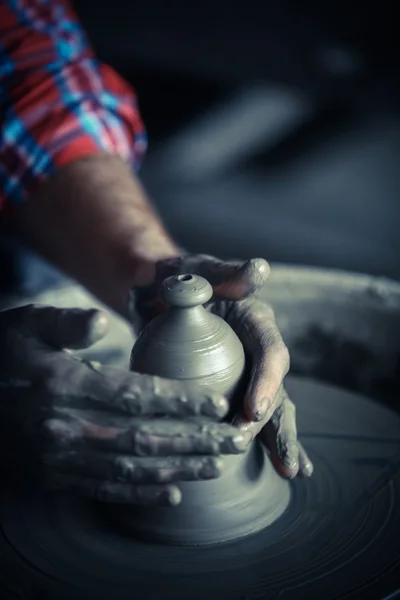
[0, 305, 251, 506]
[132, 254, 313, 480]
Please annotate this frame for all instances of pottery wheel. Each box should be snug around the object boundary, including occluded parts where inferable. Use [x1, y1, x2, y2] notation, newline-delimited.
[1, 375, 400, 600]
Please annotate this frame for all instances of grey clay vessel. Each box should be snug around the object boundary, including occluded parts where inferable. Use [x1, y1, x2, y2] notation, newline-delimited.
[130, 274, 246, 400]
[123, 273, 290, 545]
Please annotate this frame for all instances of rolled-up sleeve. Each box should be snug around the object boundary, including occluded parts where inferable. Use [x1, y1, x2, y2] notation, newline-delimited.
[0, 0, 147, 209]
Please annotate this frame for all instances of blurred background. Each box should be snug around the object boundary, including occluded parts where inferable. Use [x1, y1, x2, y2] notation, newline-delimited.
[2, 0, 399, 293]
[74, 0, 399, 280]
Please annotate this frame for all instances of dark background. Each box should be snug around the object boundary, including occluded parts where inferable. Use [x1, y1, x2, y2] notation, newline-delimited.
[3, 0, 400, 292]
[74, 0, 399, 280]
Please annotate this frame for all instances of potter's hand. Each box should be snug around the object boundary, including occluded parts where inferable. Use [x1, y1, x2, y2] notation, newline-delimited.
[220, 297, 313, 479]
[0, 305, 250, 506]
[132, 254, 313, 480]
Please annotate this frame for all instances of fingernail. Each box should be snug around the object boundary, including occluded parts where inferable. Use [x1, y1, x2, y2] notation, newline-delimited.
[280, 448, 299, 478]
[233, 431, 252, 450]
[251, 258, 270, 276]
[254, 408, 267, 422]
[87, 360, 102, 370]
[277, 458, 299, 479]
[161, 486, 182, 506]
[200, 458, 223, 479]
[301, 462, 314, 477]
[208, 394, 228, 416]
[284, 458, 299, 471]
[253, 397, 270, 422]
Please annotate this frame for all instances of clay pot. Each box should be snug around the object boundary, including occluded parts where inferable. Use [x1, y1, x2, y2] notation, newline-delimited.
[130, 273, 246, 403]
[119, 274, 290, 545]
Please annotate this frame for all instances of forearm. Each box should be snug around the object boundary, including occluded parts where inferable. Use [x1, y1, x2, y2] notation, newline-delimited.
[0, 1, 178, 310]
[10, 154, 179, 312]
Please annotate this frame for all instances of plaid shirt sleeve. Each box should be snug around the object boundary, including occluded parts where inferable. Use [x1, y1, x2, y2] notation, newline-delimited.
[0, 0, 148, 210]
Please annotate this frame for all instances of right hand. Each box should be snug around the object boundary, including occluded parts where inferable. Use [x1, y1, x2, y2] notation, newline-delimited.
[0, 305, 250, 506]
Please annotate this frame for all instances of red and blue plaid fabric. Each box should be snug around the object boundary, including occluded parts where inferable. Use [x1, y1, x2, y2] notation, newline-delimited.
[0, 0, 147, 209]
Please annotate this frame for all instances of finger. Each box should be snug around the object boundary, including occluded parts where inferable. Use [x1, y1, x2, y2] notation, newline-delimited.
[43, 412, 252, 456]
[44, 451, 223, 483]
[227, 298, 290, 423]
[298, 441, 314, 477]
[231, 416, 263, 439]
[25, 305, 108, 350]
[258, 390, 300, 479]
[156, 255, 270, 300]
[46, 360, 229, 419]
[47, 474, 182, 506]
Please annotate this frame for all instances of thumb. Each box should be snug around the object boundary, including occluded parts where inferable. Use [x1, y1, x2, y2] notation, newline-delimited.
[25, 305, 109, 350]
[156, 255, 270, 300]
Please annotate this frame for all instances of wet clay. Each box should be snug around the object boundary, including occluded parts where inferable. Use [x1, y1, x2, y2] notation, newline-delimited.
[1, 376, 399, 600]
[130, 274, 246, 400]
[1, 266, 399, 597]
[126, 274, 289, 544]
[104, 440, 290, 545]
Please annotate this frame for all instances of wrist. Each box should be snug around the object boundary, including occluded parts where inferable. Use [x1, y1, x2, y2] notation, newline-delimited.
[11, 154, 180, 312]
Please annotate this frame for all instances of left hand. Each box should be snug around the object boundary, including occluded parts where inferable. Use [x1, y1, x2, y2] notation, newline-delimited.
[129, 254, 313, 480]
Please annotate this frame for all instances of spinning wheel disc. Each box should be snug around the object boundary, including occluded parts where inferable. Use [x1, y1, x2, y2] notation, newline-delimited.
[1, 375, 400, 600]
